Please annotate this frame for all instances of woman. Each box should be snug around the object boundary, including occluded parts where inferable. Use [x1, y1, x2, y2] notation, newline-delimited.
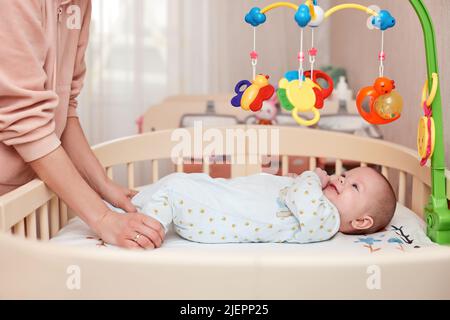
[0, 0, 163, 249]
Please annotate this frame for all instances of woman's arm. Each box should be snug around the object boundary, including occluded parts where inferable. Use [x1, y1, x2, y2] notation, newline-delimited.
[61, 117, 138, 212]
[30, 146, 110, 231]
[30, 146, 164, 249]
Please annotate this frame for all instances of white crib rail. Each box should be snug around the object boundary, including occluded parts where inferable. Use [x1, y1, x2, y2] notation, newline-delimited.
[0, 179, 69, 239]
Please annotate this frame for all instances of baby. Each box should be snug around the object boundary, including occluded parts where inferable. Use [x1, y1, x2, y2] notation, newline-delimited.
[127, 167, 396, 246]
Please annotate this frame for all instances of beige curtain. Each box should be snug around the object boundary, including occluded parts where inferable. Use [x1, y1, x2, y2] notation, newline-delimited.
[78, 0, 169, 145]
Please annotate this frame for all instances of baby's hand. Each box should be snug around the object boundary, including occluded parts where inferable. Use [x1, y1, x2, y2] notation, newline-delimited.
[314, 168, 330, 188]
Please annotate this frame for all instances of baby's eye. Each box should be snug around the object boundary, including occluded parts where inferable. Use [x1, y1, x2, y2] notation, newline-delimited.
[352, 183, 359, 191]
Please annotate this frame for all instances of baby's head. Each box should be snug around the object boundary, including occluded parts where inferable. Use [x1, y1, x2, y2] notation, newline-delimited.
[323, 167, 396, 235]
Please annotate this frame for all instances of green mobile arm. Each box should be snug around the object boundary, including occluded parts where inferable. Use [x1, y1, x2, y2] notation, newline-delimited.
[410, 0, 450, 244]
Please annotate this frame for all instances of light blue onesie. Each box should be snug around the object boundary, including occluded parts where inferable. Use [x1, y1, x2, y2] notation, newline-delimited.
[131, 171, 340, 244]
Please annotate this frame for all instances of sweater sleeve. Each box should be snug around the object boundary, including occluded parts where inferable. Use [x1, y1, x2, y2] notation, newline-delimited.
[67, 1, 92, 118]
[0, 1, 61, 162]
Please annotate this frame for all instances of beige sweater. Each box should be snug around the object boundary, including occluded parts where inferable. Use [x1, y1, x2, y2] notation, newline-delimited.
[0, 0, 91, 195]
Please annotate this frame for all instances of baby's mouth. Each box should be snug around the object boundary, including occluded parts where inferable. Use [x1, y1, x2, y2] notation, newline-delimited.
[326, 183, 339, 194]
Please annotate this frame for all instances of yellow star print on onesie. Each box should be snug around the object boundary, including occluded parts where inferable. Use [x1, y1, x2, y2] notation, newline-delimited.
[280, 171, 340, 243]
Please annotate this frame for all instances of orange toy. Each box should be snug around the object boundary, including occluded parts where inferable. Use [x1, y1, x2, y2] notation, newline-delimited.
[356, 77, 403, 125]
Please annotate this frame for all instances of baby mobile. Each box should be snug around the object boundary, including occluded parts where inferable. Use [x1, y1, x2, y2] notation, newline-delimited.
[231, 1, 400, 127]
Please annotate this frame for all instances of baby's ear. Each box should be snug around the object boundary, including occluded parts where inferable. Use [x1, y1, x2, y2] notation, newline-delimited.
[351, 215, 374, 230]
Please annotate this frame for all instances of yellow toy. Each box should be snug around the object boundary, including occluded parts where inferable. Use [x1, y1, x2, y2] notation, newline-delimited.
[278, 70, 333, 126]
[290, 80, 320, 126]
[417, 73, 438, 166]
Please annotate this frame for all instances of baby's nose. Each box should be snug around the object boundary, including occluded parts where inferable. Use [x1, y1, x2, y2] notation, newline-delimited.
[338, 176, 345, 184]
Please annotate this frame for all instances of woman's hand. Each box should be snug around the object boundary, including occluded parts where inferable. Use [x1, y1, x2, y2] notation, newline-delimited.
[98, 179, 139, 213]
[94, 210, 165, 249]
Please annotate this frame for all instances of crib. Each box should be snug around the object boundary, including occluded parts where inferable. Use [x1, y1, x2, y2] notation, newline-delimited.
[1, 0, 450, 300]
[1, 125, 450, 299]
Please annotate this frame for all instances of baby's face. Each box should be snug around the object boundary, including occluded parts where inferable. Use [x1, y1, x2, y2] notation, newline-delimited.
[323, 167, 382, 233]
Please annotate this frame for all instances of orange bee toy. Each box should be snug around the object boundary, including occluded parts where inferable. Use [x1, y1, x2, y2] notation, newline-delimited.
[356, 77, 403, 125]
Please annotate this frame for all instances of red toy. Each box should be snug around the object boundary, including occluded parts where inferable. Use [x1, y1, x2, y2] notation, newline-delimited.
[303, 70, 334, 109]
